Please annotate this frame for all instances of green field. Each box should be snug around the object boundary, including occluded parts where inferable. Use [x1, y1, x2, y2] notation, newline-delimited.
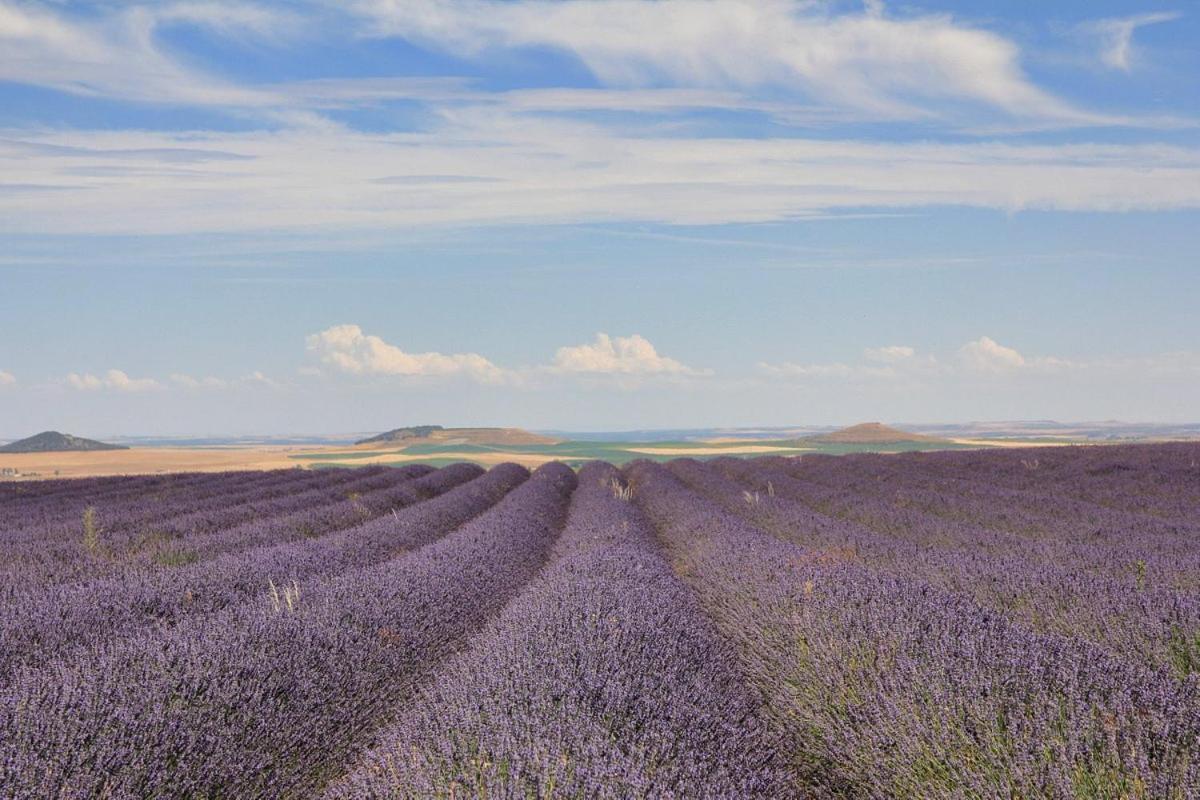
[294, 437, 985, 469]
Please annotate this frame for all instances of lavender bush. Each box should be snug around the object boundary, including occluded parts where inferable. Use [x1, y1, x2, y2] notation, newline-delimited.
[627, 457, 1200, 798]
[329, 461, 787, 799]
[0, 443, 1196, 799]
[0, 463, 575, 797]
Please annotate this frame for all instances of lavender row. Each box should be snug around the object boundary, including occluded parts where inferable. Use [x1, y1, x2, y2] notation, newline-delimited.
[100, 464, 429, 553]
[0, 464, 433, 592]
[783, 454, 1200, 590]
[0, 466, 404, 568]
[898, 443, 1200, 522]
[765, 454, 1199, 583]
[627, 459, 1200, 798]
[707, 457, 1200, 675]
[0, 463, 503, 678]
[0, 468, 244, 512]
[0, 463, 576, 798]
[0, 464, 437, 613]
[790, 449, 1200, 557]
[329, 461, 785, 799]
[0, 466, 326, 536]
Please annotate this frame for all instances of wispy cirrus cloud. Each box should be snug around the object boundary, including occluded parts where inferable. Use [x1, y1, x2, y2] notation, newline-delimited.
[353, 0, 1098, 123]
[0, 0, 308, 111]
[1084, 12, 1182, 72]
[4, 125, 1198, 235]
[0, 2, 1194, 238]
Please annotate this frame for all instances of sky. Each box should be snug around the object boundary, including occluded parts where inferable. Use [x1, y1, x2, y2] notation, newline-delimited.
[0, 0, 1198, 436]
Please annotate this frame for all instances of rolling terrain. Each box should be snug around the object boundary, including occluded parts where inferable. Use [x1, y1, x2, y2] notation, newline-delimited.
[3, 421, 1188, 480]
[0, 431, 127, 454]
[803, 421, 948, 444]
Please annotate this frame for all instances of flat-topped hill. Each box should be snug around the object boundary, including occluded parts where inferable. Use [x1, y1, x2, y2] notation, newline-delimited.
[355, 426, 559, 448]
[805, 422, 948, 444]
[0, 431, 128, 453]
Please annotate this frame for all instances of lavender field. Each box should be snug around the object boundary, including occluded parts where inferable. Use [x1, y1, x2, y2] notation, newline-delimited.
[1, 444, 1198, 798]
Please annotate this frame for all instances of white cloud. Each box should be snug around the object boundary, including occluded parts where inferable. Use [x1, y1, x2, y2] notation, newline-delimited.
[551, 333, 705, 376]
[150, 2, 304, 41]
[67, 369, 162, 392]
[355, 0, 1094, 123]
[764, 339, 1200, 383]
[757, 354, 937, 380]
[4, 125, 1198, 235]
[104, 369, 162, 392]
[958, 336, 1027, 372]
[0, 1, 287, 108]
[1087, 12, 1181, 72]
[245, 370, 277, 387]
[957, 337, 1079, 374]
[761, 339, 1078, 380]
[171, 371, 281, 389]
[171, 373, 229, 389]
[758, 361, 854, 379]
[306, 324, 507, 383]
[0, 2, 1193, 240]
[0, 369, 14, 386]
[864, 345, 915, 363]
[66, 373, 104, 390]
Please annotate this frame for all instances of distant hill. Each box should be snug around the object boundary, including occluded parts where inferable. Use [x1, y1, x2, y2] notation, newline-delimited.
[356, 426, 559, 447]
[0, 431, 129, 453]
[805, 422, 948, 444]
[356, 425, 445, 445]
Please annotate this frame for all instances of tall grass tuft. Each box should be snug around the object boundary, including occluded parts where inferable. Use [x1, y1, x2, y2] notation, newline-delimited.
[82, 507, 101, 554]
[267, 579, 301, 613]
[609, 477, 634, 501]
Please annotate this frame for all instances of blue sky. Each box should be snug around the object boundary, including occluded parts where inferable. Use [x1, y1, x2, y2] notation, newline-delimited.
[1, 0, 1197, 435]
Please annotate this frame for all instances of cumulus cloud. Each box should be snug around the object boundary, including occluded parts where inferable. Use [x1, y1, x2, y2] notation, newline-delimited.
[306, 324, 507, 383]
[355, 0, 1092, 122]
[551, 333, 705, 376]
[864, 345, 915, 363]
[957, 336, 1028, 372]
[1087, 12, 1181, 72]
[956, 336, 1083, 374]
[67, 369, 162, 392]
[0, 369, 14, 386]
[66, 373, 104, 390]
